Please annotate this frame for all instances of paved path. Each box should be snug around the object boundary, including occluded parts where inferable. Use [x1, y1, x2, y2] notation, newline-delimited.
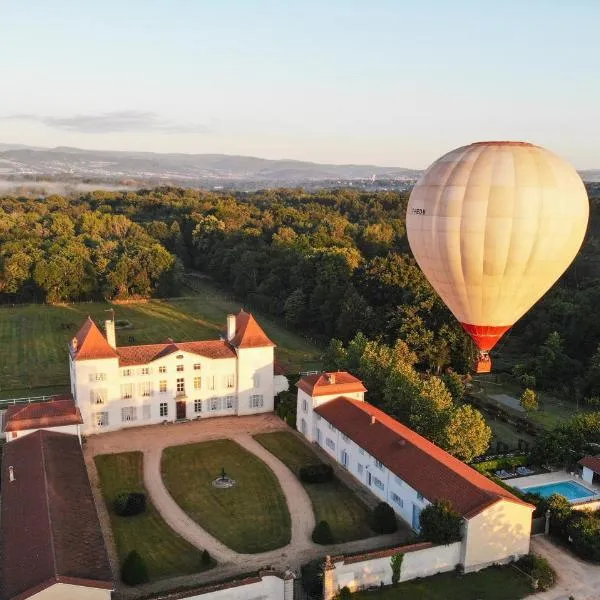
[85, 415, 411, 599]
[528, 536, 600, 600]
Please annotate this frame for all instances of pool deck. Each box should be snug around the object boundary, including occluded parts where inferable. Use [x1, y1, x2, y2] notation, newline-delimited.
[508, 470, 600, 505]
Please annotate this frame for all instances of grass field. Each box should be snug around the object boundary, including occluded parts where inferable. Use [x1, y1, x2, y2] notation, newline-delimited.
[350, 566, 532, 600]
[161, 439, 291, 553]
[94, 452, 209, 581]
[254, 431, 375, 543]
[471, 376, 594, 430]
[0, 278, 321, 398]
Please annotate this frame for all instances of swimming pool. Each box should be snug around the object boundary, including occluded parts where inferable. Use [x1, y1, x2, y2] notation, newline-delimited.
[521, 480, 597, 502]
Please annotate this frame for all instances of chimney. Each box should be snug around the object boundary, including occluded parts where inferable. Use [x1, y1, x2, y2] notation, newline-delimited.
[105, 319, 117, 349]
[8, 466, 15, 482]
[227, 314, 236, 341]
[371, 415, 377, 425]
[325, 372, 336, 384]
[71, 337, 78, 352]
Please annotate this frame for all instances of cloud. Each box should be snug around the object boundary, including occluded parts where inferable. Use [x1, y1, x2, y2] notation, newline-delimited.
[3, 110, 209, 134]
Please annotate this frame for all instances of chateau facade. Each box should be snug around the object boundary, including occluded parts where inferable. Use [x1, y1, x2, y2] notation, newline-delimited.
[69, 310, 288, 435]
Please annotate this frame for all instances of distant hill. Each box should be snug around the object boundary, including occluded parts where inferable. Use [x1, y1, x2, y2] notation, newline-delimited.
[0, 144, 421, 185]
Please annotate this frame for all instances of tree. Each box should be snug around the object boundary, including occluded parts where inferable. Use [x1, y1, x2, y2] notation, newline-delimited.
[443, 405, 491, 462]
[442, 371, 465, 402]
[520, 388, 538, 412]
[419, 499, 462, 544]
[409, 376, 453, 446]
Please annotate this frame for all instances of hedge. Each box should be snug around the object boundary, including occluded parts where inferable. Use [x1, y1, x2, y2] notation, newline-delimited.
[299, 463, 333, 483]
[472, 455, 529, 474]
[113, 492, 147, 517]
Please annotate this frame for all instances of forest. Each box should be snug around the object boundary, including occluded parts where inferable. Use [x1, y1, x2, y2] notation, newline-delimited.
[1, 184, 599, 416]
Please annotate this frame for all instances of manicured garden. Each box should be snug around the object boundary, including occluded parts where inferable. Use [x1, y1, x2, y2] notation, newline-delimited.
[254, 431, 375, 543]
[94, 451, 210, 581]
[161, 439, 291, 553]
[0, 277, 321, 398]
[349, 565, 532, 600]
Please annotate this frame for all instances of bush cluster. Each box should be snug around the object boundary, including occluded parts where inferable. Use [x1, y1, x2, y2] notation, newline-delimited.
[369, 502, 397, 534]
[545, 493, 600, 563]
[517, 553, 555, 591]
[113, 492, 147, 517]
[299, 463, 333, 483]
[312, 520, 335, 544]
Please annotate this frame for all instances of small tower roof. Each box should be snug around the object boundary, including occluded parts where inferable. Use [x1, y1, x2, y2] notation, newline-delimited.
[229, 310, 275, 348]
[70, 317, 118, 361]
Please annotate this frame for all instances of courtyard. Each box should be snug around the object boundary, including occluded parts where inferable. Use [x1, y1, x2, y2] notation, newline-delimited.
[85, 414, 411, 594]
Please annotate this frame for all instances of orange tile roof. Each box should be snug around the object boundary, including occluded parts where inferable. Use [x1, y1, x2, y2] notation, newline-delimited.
[297, 371, 367, 397]
[70, 317, 118, 362]
[579, 455, 600, 474]
[230, 310, 275, 348]
[0, 431, 113, 600]
[4, 397, 82, 432]
[314, 396, 533, 519]
[117, 340, 236, 366]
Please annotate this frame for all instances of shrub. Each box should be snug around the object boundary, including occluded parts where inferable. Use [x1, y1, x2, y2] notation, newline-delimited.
[517, 553, 555, 591]
[369, 502, 397, 534]
[390, 552, 403, 585]
[121, 550, 149, 586]
[567, 512, 600, 562]
[312, 520, 335, 544]
[337, 587, 352, 600]
[201, 549, 212, 566]
[299, 463, 333, 483]
[113, 492, 147, 517]
[419, 499, 462, 544]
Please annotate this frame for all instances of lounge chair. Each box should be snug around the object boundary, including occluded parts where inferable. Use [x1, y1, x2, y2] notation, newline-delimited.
[516, 466, 534, 476]
[496, 470, 512, 479]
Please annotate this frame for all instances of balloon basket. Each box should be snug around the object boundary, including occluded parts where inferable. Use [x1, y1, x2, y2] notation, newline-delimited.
[474, 358, 492, 374]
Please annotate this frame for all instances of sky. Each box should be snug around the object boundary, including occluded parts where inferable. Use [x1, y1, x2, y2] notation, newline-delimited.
[1, 0, 599, 168]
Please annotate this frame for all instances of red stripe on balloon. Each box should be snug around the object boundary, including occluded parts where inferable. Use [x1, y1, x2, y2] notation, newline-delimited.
[460, 323, 511, 352]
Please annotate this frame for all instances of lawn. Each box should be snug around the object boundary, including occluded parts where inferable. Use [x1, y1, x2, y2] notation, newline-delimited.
[471, 376, 594, 430]
[0, 276, 321, 398]
[254, 431, 375, 543]
[350, 566, 532, 600]
[161, 439, 291, 553]
[94, 452, 209, 581]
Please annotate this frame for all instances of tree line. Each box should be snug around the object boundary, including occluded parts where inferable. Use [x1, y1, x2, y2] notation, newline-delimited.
[1, 184, 600, 412]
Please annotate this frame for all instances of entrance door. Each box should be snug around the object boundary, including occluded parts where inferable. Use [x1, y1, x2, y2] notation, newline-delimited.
[176, 400, 186, 420]
[412, 503, 422, 532]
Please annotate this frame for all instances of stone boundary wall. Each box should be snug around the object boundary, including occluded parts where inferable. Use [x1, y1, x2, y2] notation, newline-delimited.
[324, 541, 462, 599]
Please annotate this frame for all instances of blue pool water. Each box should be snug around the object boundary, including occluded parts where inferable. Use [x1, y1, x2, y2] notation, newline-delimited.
[521, 480, 596, 502]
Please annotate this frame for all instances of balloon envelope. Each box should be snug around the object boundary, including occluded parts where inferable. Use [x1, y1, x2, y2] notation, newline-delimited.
[406, 141, 589, 371]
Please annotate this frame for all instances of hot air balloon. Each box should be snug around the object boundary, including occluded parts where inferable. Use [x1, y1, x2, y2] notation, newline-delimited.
[406, 141, 589, 373]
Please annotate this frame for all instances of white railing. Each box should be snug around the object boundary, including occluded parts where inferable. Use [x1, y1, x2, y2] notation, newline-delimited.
[0, 394, 62, 409]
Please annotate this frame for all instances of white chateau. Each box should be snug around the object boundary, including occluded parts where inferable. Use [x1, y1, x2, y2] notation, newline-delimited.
[69, 310, 288, 435]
